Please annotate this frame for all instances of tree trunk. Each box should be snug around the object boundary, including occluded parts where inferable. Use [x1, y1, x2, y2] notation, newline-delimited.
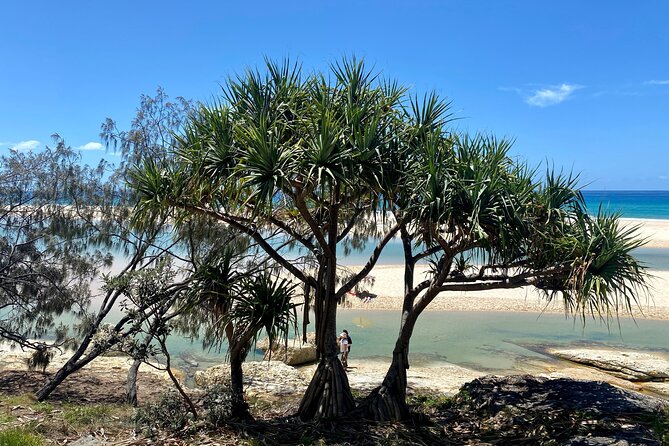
[299, 291, 355, 420]
[357, 225, 419, 421]
[358, 330, 413, 420]
[302, 283, 311, 344]
[228, 348, 251, 419]
[36, 358, 84, 401]
[126, 358, 141, 406]
[298, 354, 354, 420]
[359, 255, 448, 420]
[127, 316, 162, 407]
[298, 201, 355, 420]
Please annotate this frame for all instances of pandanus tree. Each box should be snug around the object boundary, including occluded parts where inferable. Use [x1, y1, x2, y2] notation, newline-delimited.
[360, 95, 649, 420]
[175, 242, 299, 419]
[131, 59, 406, 419]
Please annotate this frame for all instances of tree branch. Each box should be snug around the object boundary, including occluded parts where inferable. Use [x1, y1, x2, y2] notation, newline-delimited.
[335, 219, 403, 299]
[177, 202, 314, 286]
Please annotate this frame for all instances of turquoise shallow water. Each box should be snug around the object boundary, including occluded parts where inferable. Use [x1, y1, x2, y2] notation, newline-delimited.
[340, 240, 669, 271]
[339, 190, 669, 268]
[167, 310, 669, 374]
[336, 310, 669, 371]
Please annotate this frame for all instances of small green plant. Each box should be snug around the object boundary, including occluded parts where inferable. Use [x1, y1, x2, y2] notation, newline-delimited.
[349, 388, 364, 400]
[0, 394, 36, 407]
[0, 427, 43, 446]
[643, 407, 669, 445]
[0, 413, 14, 424]
[409, 392, 453, 410]
[31, 402, 53, 414]
[133, 390, 194, 436]
[63, 404, 111, 427]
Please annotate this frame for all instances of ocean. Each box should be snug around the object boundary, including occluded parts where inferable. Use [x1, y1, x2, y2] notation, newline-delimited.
[583, 190, 669, 220]
[339, 190, 669, 269]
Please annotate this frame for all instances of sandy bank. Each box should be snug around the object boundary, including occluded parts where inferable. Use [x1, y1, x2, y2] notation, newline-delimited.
[623, 218, 669, 248]
[336, 218, 669, 318]
[341, 264, 669, 319]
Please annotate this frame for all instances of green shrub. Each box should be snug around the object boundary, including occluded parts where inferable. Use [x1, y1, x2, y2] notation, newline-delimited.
[202, 384, 244, 426]
[409, 392, 453, 410]
[645, 407, 669, 445]
[0, 428, 42, 446]
[133, 391, 193, 436]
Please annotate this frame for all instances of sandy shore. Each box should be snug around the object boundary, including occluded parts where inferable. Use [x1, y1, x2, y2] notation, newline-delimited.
[339, 218, 669, 319]
[341, 266, 669, 319]
[624, 218, 669, 249]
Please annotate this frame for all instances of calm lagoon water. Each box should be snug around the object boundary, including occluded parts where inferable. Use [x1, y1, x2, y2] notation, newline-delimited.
[165, 310, 669, 374]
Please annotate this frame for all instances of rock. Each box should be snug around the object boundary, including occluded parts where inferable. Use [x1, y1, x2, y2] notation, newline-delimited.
[194, 361, 307, 396]
[68, 436, 104, 446]
[548, 348, 669, 382]
[257, 333, 317, 366]
[179, 352, 200, 368]
[568, 436, 632, 445]
[541, 367, 644, 392]
[642, 382, 669, 397]
[461, 375, 665, 415]
[450, 375, 665, 445]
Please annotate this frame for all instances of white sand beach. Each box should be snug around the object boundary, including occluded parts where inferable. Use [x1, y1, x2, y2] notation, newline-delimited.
[340, 218, 669, 320]
[623, 217, 669, 249]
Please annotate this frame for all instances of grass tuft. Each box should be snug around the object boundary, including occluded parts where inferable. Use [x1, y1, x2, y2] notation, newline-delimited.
[63, 404, 112, 427]
[0, 427, 43, 446]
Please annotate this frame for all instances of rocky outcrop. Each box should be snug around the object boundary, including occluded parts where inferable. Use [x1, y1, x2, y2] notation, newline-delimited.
[548, 348, 669, 382]
[444, 375, 666, 445]
[256, 333, 317, 366]
[194, 361, 308, 397]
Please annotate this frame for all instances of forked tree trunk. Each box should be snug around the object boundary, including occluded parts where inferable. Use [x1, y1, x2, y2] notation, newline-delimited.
[361, 348, 410, 420]
[127, 314, 164, 406]
[358, 225, 422, 421]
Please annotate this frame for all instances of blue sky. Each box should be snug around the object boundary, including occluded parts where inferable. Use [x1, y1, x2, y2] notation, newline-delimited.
[1, 1, 668, 189]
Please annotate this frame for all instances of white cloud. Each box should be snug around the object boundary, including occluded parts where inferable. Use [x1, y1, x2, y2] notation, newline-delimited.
[645, 80, 669, 86]
[526, 84, 582, 107]
[659, 175, 669, 180]
[77, 142, 104, 151]
[10, 140, 41, 152]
